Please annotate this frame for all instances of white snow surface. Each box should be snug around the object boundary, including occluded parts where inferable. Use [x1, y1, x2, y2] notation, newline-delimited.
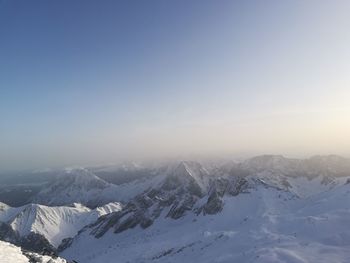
[0, 240, 66, 263]
[3, 156, 350, 262]
[0, 241, 28, 263]
[61, 183, 350, 263]
[0, 202, 122, 248]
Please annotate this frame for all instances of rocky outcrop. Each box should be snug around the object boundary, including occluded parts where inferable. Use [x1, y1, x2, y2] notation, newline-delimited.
[200, 176, 249, 215]
[86, 162, 209, 237]
[0, 221, 56, 254]
[62, 157, 350, 253]
[20, 232, 56, 255]
[76, 162, 253, 243]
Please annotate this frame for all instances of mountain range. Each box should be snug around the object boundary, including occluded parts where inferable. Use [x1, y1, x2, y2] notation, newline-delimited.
[0, 155, 350, 263]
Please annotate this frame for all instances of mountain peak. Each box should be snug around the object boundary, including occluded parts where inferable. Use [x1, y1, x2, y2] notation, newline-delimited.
[62, 168, 108, 186]
[0, 202, 121, 251]
[242, 155, 298, 172]
[32, 169, 115, 207]
[162, 161, 209, 194]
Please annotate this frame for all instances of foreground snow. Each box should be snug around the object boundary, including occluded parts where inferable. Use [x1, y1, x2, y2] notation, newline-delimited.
[0, 241, 27, 263]
[0, 241, 66, 263]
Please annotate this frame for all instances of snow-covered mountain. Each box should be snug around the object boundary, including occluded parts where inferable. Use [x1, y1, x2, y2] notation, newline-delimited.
[0, 240, 68, 263]
[239, 155, 350, 197]
[32, 168, 155, 208]
[13, 155, 350, 208]
[0, 201, 121, 253]
[58, 157, 350, 263]
[1, 156, 350, 263]
[61, 180, 350, 263]
[85, 161, 222, 236]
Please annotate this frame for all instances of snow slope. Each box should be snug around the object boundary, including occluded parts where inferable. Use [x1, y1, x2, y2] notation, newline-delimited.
[60, 158, 350, 263]
[61, 183, 350, 263]
[0, 202, 122, 248]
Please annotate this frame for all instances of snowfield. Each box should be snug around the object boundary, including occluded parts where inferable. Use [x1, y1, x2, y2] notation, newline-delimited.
[61, 184, 350, 263]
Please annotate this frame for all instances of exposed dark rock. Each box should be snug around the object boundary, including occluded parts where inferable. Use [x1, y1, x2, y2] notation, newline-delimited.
[57, 237, 74, 253]
[200, 176, 249, 215]
[226, 177, 249, 196]
[0, 222, 56, 254]
[0, 221, 18, 242]
[114, 212, 141, 233]
[91, 210, 130, 238]
[59, 162, 254, 252]
[202, 190, 224, 215]
[20, 232, 56, 255]
[166, 194, 198, 219]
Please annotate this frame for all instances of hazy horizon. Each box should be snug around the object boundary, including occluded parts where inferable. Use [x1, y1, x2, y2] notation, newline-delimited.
[1, 0, 350, 171]
[1, 153, 349, 174]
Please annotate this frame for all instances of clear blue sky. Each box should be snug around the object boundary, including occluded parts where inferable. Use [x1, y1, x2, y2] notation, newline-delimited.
[1, 0, 350, 170]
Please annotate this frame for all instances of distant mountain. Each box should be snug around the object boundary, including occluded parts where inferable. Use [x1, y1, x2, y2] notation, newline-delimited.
[32, 168, 154, 208]
[241, 154, 350, 178]
[239, 155, 350, 197]
[90, 162, 155, 185]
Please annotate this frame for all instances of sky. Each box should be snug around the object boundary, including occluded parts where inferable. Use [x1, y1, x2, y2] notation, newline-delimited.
[1, 0, 350, 171]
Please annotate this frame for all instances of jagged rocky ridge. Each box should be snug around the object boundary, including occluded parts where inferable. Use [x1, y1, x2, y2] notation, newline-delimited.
[58, 158, 350, 263]
[1, 155, 350, 262]
[16, 155, 350, 208]
[58, 157, 350, 256]
[82, 162, 247, 239]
